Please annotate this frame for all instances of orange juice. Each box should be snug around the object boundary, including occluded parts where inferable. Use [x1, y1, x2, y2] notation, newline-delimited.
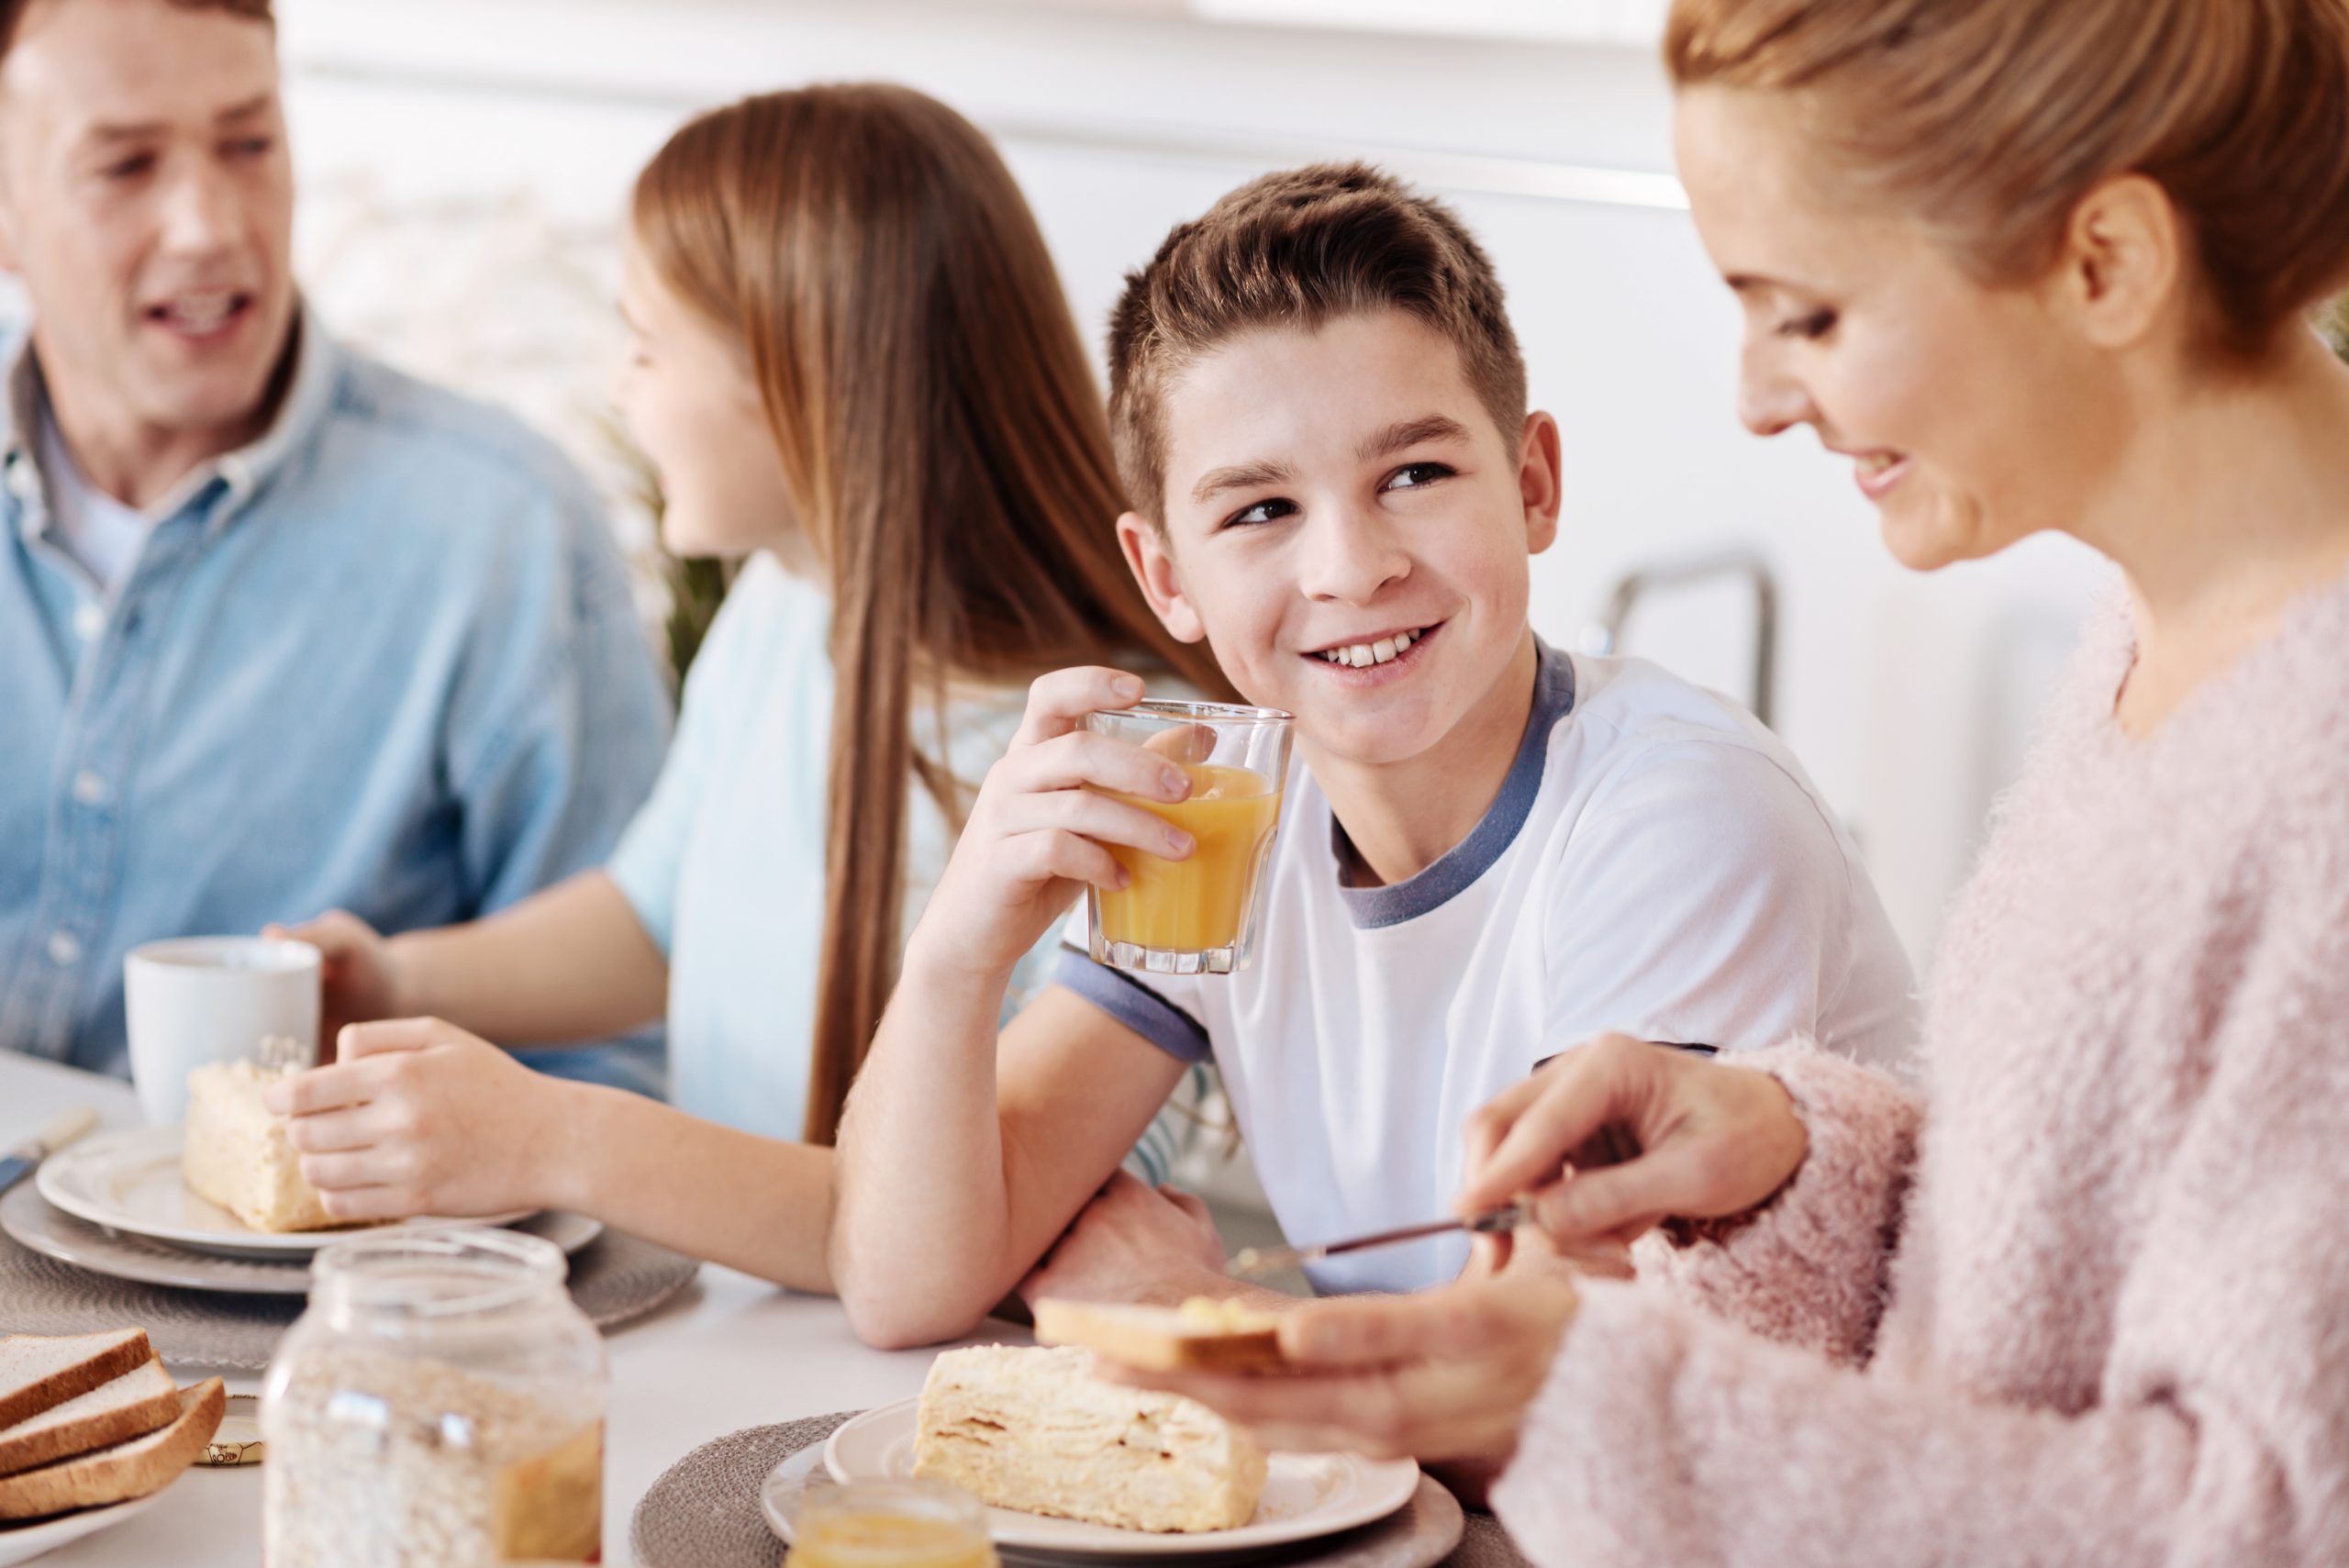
[789, 1510, 996, 1568]
[1097, 762, 1282, 951]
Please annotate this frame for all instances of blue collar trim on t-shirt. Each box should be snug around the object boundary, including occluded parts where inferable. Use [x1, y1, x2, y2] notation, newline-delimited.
[1330, 639, 1577, 930]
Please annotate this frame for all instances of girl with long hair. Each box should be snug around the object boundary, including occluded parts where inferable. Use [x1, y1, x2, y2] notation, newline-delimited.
[265, 83, 1228, 1288]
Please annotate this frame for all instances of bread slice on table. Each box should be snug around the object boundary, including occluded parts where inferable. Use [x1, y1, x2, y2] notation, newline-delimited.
[183, 1059, 340, 1232]
[1032, 1297, 1286, 1373]
[0, 1380, 226, 1521]
[0, 1355, 181, 1479]
[0, 1330, 153, 1431]
[914, 1344, 1267, 1533]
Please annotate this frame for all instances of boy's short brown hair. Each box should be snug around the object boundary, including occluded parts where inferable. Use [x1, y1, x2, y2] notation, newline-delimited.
[1107, 161, 1528, 526]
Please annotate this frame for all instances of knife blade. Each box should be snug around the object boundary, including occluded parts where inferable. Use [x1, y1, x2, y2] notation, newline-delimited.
[1228, 1199, 1534, 1280]
[0, 1105, 99, 1195]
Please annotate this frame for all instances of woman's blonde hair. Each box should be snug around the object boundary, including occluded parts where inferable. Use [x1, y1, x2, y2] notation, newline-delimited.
[1665, 0, 2349, 355]
[631, 83, 1230, 1144]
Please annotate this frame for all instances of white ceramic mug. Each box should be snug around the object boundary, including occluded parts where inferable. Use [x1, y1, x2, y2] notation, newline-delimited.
[124, 937, 321, 1125]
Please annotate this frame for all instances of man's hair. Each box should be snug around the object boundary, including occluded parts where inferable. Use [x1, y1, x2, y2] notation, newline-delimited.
[0, 0, 273, 61]
[1106, 161, 1528, 526]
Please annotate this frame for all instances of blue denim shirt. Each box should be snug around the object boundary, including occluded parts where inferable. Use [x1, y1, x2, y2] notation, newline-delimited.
[0, 312, 674, 1088]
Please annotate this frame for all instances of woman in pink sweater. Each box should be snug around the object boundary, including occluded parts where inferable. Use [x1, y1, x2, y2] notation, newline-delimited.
[1120, 1, 2349, 1562]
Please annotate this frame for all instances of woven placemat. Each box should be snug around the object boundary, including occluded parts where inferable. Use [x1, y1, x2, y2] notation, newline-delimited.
[630, 1414, 1532, 1568]
[0, 1226, 699, 1370]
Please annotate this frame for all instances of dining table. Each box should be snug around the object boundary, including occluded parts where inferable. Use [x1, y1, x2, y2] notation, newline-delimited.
[0, 1050, 1010, 1567]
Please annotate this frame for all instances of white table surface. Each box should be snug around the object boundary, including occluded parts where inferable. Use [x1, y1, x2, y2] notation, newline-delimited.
[0, 1051, 1012, 1567]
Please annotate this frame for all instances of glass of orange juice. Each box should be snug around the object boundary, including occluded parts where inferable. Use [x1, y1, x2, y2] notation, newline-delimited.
[789, 1480, 997, 1568]
[1085, 699, 1292, 975]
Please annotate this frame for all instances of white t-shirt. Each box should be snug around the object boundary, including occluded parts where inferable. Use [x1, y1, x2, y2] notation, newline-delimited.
[1056, 642, 1918, 1294]
[36, 396, 152, 595]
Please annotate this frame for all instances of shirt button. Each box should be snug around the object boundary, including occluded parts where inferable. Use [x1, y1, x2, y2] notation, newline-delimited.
[71, 770, 108, 806]
[72, 603, 104, 640]
[46, 930, 81, 967]
[6, 459, 36, 502]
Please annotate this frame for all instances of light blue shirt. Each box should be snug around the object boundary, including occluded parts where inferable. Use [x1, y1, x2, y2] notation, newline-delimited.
[0, 312, 674, 1088]
[608, 552, 1061, 1140]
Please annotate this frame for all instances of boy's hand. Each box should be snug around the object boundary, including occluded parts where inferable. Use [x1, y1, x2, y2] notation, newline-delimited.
[264, 910, 408, 1050]
[908, 667, 1197, 984]
[1018, 1171, 1230, 1309]
[262, 1019, 573, 1220]
[1458, 1034, 1808, 1249]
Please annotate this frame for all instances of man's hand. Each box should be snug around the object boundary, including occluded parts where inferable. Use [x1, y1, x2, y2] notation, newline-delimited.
[1101, 1273, 1578, 1463]
[1019, 1171, 1230, 1309]
[262, 1018, 573, 1220]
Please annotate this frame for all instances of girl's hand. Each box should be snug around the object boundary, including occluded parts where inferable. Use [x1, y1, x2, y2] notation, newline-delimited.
[1101, 1273, 1579, 1462]
[262, 1019, 573, 1220]
[264, 910, 409, 1050]
[1458, 1033, 1808, 1248]
[908, 667, 1197, 983]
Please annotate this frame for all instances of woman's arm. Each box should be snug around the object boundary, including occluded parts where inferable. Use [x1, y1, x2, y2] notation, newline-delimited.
[275, 871, 667, 1048]
[1460, 1034, 1921, 1362]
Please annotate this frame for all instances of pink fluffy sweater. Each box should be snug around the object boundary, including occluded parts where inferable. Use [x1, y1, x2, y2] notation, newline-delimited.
[1490, 572, 2349, 1566]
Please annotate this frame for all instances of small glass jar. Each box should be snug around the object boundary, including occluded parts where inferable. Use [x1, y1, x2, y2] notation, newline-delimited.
[262, 1227, 607, 1567]
[792, 1480, 998, 1568]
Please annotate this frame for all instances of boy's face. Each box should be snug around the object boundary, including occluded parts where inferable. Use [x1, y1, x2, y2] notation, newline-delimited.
[1120, 308, 1560, 770]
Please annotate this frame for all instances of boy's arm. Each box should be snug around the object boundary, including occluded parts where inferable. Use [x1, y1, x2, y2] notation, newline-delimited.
[831, 664, 1208, 1350]
[834, 979, 1186, 1348]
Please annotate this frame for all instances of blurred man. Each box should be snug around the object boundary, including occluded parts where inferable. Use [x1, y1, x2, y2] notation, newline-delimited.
[0, 0, 672, 1087]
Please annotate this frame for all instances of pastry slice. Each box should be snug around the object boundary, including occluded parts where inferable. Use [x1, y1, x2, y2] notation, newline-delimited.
[1032, 1297, 1286, 1372]
[913, 1344, 1266, 1533]
[183, 1060, 338, 1232]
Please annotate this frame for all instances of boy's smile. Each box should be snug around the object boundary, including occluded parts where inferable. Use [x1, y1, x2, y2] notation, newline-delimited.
[1120, 308, 1560, 776]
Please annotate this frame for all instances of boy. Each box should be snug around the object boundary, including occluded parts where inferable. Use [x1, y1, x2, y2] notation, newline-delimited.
[832, 163, 1912, 1347]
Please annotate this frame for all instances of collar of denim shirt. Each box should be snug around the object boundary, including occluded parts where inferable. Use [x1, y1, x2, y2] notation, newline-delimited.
[2, 301, 341, 546]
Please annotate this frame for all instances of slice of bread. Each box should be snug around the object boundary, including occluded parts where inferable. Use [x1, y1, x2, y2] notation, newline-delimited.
[0, 1355, 180, 1479]
[0, 1380, 226, 1522]
[913, 1344, 1267, 1532]
[0, 1330, 153, 1431]
[1032, 1297, 1286, 1373]
[183, 1060, 339, 1232]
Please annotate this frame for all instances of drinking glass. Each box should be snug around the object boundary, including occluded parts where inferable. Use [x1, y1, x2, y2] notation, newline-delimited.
[1084, 700, 1292, 975]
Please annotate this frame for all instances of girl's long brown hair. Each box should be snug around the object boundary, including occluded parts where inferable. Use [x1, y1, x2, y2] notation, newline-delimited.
[631, 83, 1231, 1145]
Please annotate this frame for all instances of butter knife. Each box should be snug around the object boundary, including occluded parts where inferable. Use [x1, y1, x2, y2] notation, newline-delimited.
[0, 1105, 99, 1195]
[1228, 1199, 1533, 1280]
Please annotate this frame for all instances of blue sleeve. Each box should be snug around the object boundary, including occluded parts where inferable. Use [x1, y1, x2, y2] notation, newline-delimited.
[1050, 942, 1214, 1064]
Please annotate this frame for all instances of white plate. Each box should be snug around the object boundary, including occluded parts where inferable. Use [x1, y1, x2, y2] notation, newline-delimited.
[36, 1126, 535, 1260]
[822, 1398, 1419, 1557]
[0, 1486, 164, 1566]
[0, 1180, 602, 1295]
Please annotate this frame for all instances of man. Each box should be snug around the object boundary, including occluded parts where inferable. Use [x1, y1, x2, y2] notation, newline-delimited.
[0, 0, 672, 1088]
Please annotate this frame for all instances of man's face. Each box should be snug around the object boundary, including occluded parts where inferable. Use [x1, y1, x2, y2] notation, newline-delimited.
[0, 0, 295, 444]
[1121, 308, 1559, 771]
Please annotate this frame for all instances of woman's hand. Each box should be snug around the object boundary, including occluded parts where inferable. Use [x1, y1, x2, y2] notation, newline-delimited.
[262, 1019, 574, 1220]
[907, 667, 1197, 984]
[1458, 1033, 1809, 1249]
[1101, 1272, 1579, 1462]
[264, 910, 410, 1050]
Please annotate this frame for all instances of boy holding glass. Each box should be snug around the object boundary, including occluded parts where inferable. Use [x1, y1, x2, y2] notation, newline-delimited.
[831, 163, 1915, 1347]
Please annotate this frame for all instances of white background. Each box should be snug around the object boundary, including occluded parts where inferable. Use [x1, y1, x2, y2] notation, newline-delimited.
[271, 0, 2112, 970]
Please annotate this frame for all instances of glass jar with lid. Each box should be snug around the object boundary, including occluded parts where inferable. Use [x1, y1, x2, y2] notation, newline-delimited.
[262, 1227, 607, 1567]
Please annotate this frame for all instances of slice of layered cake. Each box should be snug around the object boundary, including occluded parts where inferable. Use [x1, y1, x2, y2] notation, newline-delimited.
[912, 1345, 1266, 1533]
[182, 1061, 339, 1232]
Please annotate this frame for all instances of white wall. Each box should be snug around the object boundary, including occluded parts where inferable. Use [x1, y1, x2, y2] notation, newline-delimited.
[273, 0, 2110, 970]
